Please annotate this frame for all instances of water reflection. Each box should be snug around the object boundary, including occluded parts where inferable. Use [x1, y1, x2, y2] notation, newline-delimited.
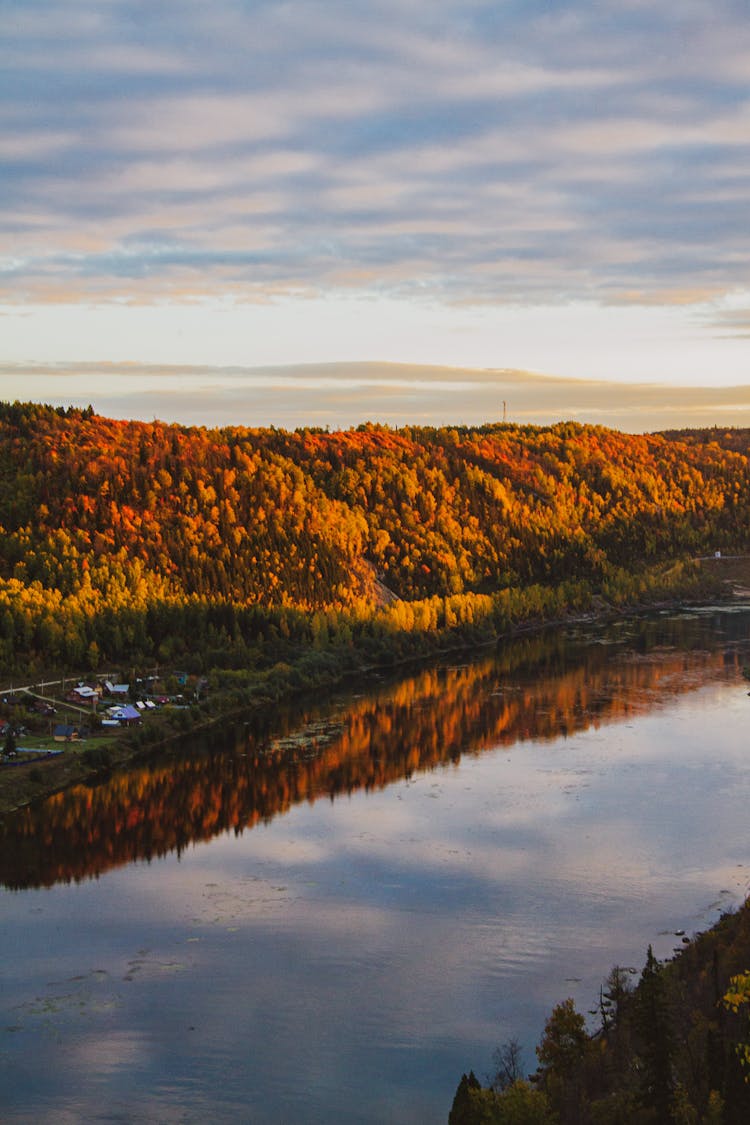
[3, 609, 748, 891]
[3, 609, 750, 1125]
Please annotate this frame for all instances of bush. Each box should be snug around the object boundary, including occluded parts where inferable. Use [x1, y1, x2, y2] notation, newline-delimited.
[82, 746, 112, 770]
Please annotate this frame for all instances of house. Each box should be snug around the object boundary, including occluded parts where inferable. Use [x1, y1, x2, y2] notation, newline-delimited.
[54, 723, 80, 742]
[107, 704, 141, 726]
[104, 681, 130, 698]
[66, 684, 99, 705]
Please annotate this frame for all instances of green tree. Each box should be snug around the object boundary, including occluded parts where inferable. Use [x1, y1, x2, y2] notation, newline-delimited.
[450, 1071, 483, 1125]
[449, 1074, 555, 1125]
[634, 946, 674, 1120]
[490, 1080, 556, 1123]
[3, 724, 17, 758]
[536, 998, 588, 1121]
[536, 998, 588, 1075]
[597, 965, 632, 1035]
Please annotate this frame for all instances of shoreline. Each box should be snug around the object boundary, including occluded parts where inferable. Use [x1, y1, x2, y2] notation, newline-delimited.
[0, 578, 743, 820]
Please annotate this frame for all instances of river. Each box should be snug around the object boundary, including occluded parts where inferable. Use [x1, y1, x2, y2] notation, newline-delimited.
[2, 607, 750, 1122]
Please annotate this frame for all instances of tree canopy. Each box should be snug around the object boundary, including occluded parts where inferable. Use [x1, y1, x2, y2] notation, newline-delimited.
[0, 402, 746, 673]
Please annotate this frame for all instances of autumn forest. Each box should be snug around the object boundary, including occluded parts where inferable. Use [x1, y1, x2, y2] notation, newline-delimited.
[4, 401, 750, 1124]
[1, 400, 749, 676]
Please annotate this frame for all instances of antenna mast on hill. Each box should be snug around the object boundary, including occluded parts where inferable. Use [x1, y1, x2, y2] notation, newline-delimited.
[502, 400, 507, 423]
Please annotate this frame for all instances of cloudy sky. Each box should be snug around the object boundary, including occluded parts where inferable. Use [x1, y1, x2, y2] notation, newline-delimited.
[2, 1, 750, 428]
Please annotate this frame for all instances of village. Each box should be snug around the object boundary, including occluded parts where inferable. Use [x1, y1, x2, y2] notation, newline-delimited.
[0, 671, 209, 762]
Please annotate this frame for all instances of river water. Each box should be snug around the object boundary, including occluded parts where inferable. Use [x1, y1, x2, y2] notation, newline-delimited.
[2, 608, 750, 1122]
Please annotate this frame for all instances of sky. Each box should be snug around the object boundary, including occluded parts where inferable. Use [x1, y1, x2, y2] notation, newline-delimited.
[2, 1, 750, 430]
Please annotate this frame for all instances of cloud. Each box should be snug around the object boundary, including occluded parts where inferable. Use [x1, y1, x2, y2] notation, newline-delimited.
[4, 360, 750, 431]
[711, 306, 750, 338]
[2, 0, 750, 314]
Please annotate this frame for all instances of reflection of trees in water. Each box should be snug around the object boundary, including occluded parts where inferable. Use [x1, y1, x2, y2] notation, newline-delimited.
[2, 615, 748, 891]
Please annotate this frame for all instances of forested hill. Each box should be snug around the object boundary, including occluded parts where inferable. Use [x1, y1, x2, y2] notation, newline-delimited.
[0, 401, 748, 673]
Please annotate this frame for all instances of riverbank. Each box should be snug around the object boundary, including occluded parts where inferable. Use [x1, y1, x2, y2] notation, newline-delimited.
[1, 556, 741, 819]
[451, 895, 750, 1123]
[4, 596, 749, 1124]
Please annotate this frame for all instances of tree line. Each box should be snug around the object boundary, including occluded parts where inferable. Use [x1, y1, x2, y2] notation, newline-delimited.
[0, 402, 746, 674]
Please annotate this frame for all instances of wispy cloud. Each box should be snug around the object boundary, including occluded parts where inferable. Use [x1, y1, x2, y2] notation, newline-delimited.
[3, 0, 749, 310]
[3, 360, 750, 432]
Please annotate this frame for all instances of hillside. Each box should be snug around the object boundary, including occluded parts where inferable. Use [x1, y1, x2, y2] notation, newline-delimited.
[1, 402, 749, 674]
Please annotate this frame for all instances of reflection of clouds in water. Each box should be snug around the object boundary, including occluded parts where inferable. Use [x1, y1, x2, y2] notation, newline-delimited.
[5, 616, 750, 1121]
[4, 722, 750, 1120]
[121, 678, 749, 953]
[67, 1028, 150, 1078]
[122, 693, 741, 1019]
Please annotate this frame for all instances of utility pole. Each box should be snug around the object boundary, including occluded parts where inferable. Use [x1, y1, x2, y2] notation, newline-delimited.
[502, 400, 507, 423]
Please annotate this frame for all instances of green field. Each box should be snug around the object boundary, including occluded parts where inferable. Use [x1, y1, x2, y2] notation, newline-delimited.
[12, 730, 123, 755]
